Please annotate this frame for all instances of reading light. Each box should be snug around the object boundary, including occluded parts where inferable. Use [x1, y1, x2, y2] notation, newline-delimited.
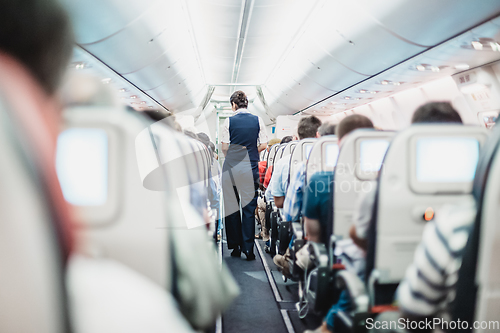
[130, 95, 138, 99]
[101, 78, 112, 84]
[370, 91, 377, 94]
[73, 62, 88, 70]
[430, 66, 440, 73]
[416, 65, 426, 72]
[491, 42, 500, 52]
[471, 41, 483, 50]
[119, 88, 128, 93]
[140, 101, 147, 105]
[466, 39, 500, 51]
[381, 80, 389, 85]
[344, 96, 351, 100]
[392, 81, 401, 86]
[359, 89, 367, 93]
[454, 64, 470, 70]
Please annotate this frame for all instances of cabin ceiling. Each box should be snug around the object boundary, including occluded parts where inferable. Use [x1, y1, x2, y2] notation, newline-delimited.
[62, 0, 500, 123]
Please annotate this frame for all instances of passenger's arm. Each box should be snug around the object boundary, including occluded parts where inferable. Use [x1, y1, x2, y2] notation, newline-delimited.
[274, 196, 285, 208]
[349, 225, 367, 251]
[220, 118, 230, 157]
[304, 217, 321, 243]
[283, 164, 305, 221]
[258, 143, 267, 153]
[221, 142, 229, 157]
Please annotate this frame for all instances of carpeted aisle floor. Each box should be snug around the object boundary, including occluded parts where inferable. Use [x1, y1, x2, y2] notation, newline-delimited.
[222, 240, 288, 333]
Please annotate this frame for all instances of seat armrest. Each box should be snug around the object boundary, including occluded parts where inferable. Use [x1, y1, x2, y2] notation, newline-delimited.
[307, 241, 329, 267]
[335, 270, 369, 313]
[292, 222, 303, 240]
[329, 234, 342, 266]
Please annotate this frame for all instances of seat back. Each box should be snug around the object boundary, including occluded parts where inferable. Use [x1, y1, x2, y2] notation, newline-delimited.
[284, 141, 297, 158]
[334, 130, 395, 238]
[305, 136, 338, 183]
[289, 138, 317, 182]
[369, 125, 487, 286]
[274, 143, 288, 165]
[452, 125, 500, 330]
[59, 107, 176, 289]
[262, 148, 269, 162]
[267, 143, 280, 168]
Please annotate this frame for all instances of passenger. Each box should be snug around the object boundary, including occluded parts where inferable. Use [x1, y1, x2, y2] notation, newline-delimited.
[262, 138, 284, 188]
[350, 102, 464, 251]
[344, 102, 465, 332]
[269, 135, 295, 207]
[258, 138, 281, 249]
[221, 90, 268, 260]
[303, 115, 374, 333]
[209, 141, 218, 160]
[196, 132, 220, 233]
[282, 115, 323, 222]
[272, 116, 325, 272]
[257, 135, 294, 242]
[396, 103, 467, 322]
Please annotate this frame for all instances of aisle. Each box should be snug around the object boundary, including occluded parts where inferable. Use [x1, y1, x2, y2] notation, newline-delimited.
[222, 240, 288, 333]
[221, 238, 322, 333]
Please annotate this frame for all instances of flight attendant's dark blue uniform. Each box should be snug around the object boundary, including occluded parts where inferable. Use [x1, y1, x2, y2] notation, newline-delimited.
[222, 111, 260, 256]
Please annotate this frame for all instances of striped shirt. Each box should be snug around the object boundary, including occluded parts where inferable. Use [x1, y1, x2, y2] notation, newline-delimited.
[396, 199, 476, 316]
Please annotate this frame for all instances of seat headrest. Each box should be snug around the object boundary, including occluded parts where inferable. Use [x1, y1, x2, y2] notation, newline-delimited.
[306, 136, 338, 182]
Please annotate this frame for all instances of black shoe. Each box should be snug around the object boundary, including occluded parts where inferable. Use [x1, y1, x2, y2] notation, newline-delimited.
[230, 248, 241, 257]
[245, 251, 256, 261]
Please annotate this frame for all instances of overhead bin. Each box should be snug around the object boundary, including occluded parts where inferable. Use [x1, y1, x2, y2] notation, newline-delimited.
[355, 0, 500, 47]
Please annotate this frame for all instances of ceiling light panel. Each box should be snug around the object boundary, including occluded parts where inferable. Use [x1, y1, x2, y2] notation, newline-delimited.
[186, 0, 242, 84]
[236, 0, 320, 84]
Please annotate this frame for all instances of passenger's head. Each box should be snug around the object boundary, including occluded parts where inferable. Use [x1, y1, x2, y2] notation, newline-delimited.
[411, 102, 463, 124]
[208, 141, 216, 152]
[336, 114, 374, 145]
[297, 116, 322, 139]
[196, 132, 211, 148]
[184, 131, 199, 140]
[0, 0, 74, 96]
[230, 90, 248, 111]
[142, 108, 170, 122]
[280, 136, 293, 144]
[318, 122, 336, 136]
[268, 138, 281, 151]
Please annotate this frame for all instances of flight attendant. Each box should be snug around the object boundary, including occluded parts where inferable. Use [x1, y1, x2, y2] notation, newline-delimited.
[221, 91, 267, 260]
